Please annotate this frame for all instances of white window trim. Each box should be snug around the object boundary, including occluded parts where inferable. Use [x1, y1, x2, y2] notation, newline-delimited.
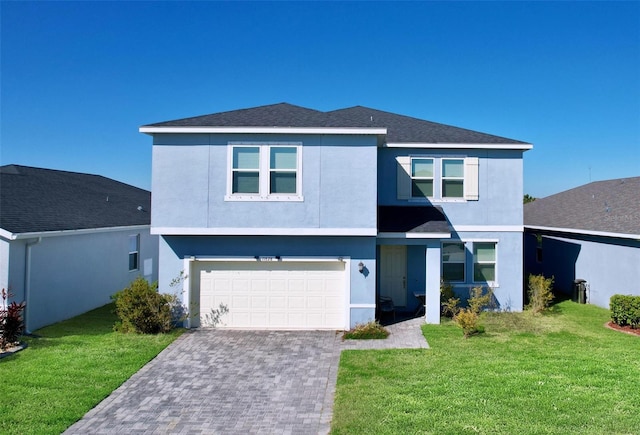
[441, 158, 465, 199]
[472, 241, 498, 286]
[128, 234, 140, 272]
[396, 155, 479, 202]
[441, 241, 466, 283]
[440, 240, 499, 287]
[225, 142, 303, 202]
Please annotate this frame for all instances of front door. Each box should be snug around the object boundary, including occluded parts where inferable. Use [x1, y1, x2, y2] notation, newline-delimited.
[380, 245, 407, 307]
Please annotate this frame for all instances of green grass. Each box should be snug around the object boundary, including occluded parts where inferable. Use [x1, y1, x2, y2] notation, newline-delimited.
[0, 304, 184, 435]
[332, 300, 640, 434]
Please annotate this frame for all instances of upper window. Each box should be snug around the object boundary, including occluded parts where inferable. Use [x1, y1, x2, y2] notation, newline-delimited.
[442, 159, 464, 198]
[227, 143, 302, 201]
[411, 158, 434, 198]
[442, 242, 465, 282]
[396, 156, 478, 201]
[473, 242, 496, 282]
[128, 234, 140, 271]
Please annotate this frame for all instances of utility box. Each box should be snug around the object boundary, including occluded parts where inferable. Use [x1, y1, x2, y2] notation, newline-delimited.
[573, 279, 587, 304]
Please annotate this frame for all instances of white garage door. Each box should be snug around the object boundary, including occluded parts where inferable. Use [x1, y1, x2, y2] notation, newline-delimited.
[196, 260, 346, 329]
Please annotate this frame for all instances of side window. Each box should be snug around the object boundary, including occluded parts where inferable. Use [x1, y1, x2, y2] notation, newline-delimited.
[128, 234, 140, 271]
[473, 242, 496, 282]
[442, 159, 464, 198]
[442, 242, 465, 282]
[411, 158, 434, 198]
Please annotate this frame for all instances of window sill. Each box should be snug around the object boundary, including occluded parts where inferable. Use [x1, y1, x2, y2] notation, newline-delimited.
[224, 195, 304, 202]
[408, 198, 467, 203]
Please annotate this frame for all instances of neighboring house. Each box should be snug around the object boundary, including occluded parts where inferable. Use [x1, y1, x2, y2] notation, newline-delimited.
[0, 165, 158, 331]
[140, 103, 532, 329]
[524, 177, 640, 308]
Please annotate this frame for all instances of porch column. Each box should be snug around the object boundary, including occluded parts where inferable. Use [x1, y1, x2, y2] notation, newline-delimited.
[425, 244, 441, 324]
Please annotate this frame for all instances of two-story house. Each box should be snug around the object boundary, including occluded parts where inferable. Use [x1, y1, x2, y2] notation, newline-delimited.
[140, 103, 532, 329]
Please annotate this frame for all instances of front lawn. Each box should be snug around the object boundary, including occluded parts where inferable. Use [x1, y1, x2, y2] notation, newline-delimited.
[0, 304, 183, 435]
[332, 300, 640, 434]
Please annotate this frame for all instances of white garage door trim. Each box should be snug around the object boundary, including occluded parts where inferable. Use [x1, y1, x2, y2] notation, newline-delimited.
[183, 256, 350, 330]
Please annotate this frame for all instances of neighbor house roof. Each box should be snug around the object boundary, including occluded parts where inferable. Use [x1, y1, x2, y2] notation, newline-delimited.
[524, 177, 640, 238]
[141, 103, 530, 146]
[0, 165, 151, 237]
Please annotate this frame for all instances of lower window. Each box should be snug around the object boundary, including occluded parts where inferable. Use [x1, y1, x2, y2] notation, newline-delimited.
[473, 242, 496, 282]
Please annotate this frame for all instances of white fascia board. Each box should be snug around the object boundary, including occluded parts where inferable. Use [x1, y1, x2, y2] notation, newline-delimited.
[185, 255, 349, 262]
[0, 228, 15, 241]
[385, 142, 533, 150]
[6, 225, 151, 240]
[377, 232, 451, 239]
[454, 225, 524, 232]
[140, 126, 387, 135]
[153, 227, 378, 236]
[525, 225, 640, 241]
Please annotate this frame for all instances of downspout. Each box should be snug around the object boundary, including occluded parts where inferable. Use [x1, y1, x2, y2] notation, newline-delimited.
[24, 237, 42, 333]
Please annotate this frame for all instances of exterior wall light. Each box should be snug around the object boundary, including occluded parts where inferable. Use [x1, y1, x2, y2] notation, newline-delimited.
[358, 261, 365, 273]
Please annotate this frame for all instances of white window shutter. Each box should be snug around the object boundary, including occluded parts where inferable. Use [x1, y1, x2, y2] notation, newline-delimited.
[464, 157, 479, 200]
[396, 156, 411, 200]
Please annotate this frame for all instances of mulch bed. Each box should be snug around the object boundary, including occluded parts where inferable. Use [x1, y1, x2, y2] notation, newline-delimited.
[0, 342, 28, 359]
[605, 322, 640, 337]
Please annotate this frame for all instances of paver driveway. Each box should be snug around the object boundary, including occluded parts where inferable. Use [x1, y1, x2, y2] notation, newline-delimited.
[64, 329, 342, 435]
[64, 318, 428, 434]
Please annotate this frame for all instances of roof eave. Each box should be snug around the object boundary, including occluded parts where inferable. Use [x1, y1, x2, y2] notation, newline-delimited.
[0, 225, 152, 241]
[524, 225, 640, 241]
[139, 126, 388, 135]
[384, 142, 533, 150]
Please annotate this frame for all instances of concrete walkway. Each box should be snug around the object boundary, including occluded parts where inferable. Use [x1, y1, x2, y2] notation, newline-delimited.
[64, 318, 428, 435]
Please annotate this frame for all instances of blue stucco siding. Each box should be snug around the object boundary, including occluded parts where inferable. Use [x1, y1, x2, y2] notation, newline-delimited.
[524, 230, 640, 308]
[445, 231, 524, 311]
[151, 133, 377, 231]
[158, 235, 377, 328]
[377, 148, 524, 226]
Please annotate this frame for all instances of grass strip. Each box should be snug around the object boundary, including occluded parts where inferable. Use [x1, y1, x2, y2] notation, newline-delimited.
[0, 303, 183, 435]
[332, 300, 640, 434]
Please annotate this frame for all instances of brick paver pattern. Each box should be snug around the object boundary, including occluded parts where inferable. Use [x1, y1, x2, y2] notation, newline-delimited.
[64, 318, 428, 435]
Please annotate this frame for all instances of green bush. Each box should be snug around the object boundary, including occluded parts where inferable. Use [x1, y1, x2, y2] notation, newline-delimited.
[440, 280, 460, 318]
[453, 286, 493, 337]
[610, 294, 640, 328]
[112, 277, 179, 334]
[343, 321, 390, 339]
[527, 274, 554, 314]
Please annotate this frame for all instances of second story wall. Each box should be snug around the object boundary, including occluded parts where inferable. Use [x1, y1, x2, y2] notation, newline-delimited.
[377, 147, 524, 227]
[151, 133, 378, 233]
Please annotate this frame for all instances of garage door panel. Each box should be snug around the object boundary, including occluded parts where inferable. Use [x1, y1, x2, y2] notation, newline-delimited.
[198, 261, 345, 329]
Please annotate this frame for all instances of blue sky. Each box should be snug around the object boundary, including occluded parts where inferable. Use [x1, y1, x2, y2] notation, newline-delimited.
[2, 1, 639, 198]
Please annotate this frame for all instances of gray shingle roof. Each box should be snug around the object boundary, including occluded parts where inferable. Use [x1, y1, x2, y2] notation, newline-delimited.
[0, 165, 151, 235]
[144, 103, 528, 145]
[378, 206, 451, 234]
[524, 177, 640, 236]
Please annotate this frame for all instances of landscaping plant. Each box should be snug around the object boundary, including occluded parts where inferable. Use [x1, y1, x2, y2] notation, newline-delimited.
[527, 273, 554, 314]
[343, 321, 390, 339]
[0, 288, 26, 350]
[112, 276, 180, 334]
[610, 294, 640, 328]
[440, 280, 460, 318]
[453, 286, 493, 337]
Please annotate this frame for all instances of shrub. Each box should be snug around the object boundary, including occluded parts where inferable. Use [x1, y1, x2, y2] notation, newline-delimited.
[112, 277, 178, 334]
[453, 286, 493, 338]
[527, 274, 554, 314]
[343, 321, 390, 339]
[0, 288, 26, 349]
[610, 294, 640, 328]
[453, 308, 483, 337]
[440, 281, 460, 318]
